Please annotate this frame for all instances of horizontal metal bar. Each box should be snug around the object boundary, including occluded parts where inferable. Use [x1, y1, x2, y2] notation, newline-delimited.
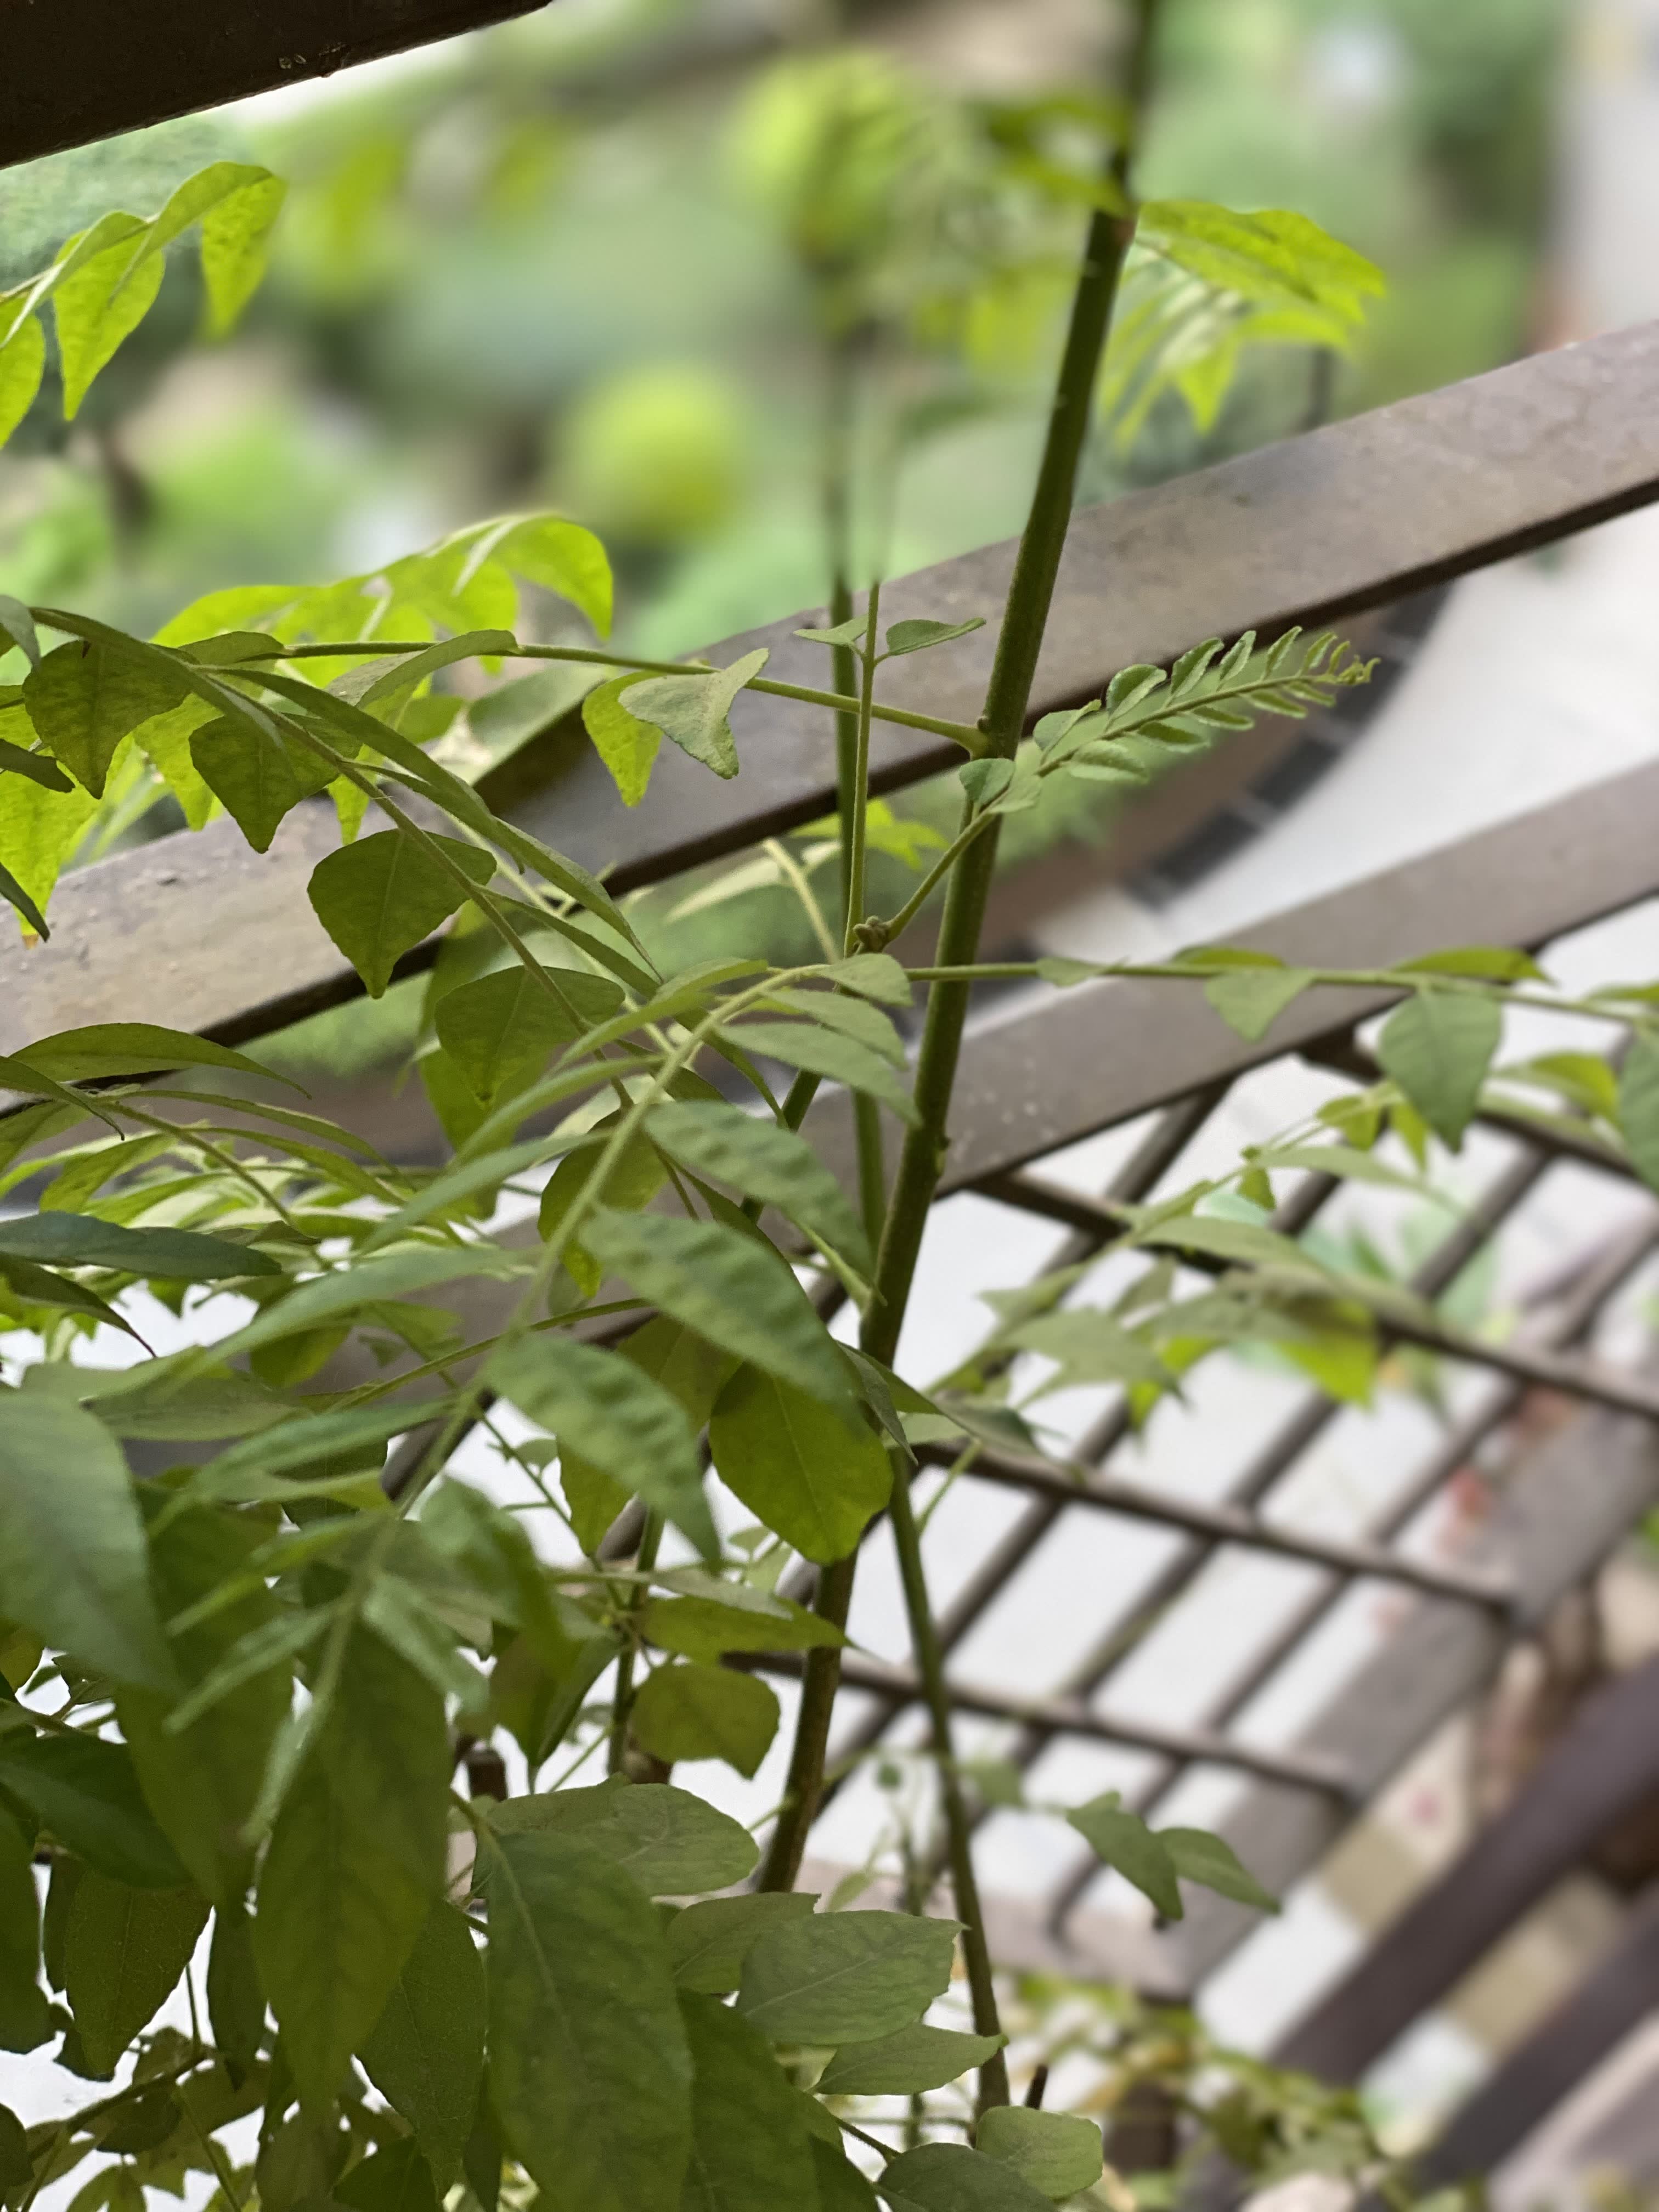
[9, 321, 1659, 1057]
[1, 0, 550, 172]
[742, 1649, 1357, 1801]
[974, 1170, 1659, 1423]
[925, 1443, 1516, 1610]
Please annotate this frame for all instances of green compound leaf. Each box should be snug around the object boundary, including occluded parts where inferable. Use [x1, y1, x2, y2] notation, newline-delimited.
[1375, 989, 1502, 1149]
[582, 675, 662, 806]
[623, 648, 768, 780]
[720, 1018, 919, 1124]
[735, 1909, 957, 2047]
[487, 1780, 758, 1898]
[490, 1334, 716, 1562]
[1159, 1827, 1279, 1914]
[975, 2108, 1104, 2202]
[22, 641, 187, 797]
[647, 1099, 872, 1272]
[709, 1365, 891, 1565]
[630, 1662, 780, 1778]
[816, 2022, 1006, 2096]
[484, 1830, 693, 2212]
[1065, 1794, 1181, 1920]
[360, 1901, 487, 2191]
[584, 1209, 863, 1420]
[0, 1391, 173, 1690]
[436, 965, 623, 1102]
[678, 1990, 819, 2212]
[0, 1734, 185, 1888]
[879, 2142, 1053, 2211]
[666, 1893, 817, 1996]
[308, 831, 497, 998]
[0, 1211, 280, 1282]
[255, 1628, 449, 2113]
[63, 1876, 209, 2077]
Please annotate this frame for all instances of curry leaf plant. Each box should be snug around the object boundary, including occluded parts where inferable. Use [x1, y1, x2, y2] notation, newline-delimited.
[0, 18, 1613, 2211]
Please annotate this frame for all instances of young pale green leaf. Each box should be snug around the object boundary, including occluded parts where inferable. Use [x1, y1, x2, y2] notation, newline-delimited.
[0, 319, 47, 449]
[255, 1628, 449, 2113]
[647, 1101, 871, 1271]
[436, 964, 623, 1102]
[195, 166, 287, 332]
[63, 1876, 209, 2076]
[487, 1780, 758, 1897]
[1392, 945, 1545, 983]
[630, 1662, 780, 1778]
[22, 642, 188, 797]
[1065, 1795, 1182, 1920]
[879, 2143, 1053, 2211]
[1002, 1308, 1171, 1398]
[1618, 1031, 1659, 1193]
[623, 649, 768, 780]
[115, 1502, 290, 1905]
[709, 1365, 891, 1564]
[582, 676, 662, 806]
[583, 1209, 862, 1420]
[51, 220, 164, 418]
[883, 616, 986, 659]
[335, 2138, 440, 2212]
[360, 1901, 486, 2191]
[0, 1805, 52, 2053]
[678, 1990, 820, 2212]
[735, 1909, 957, 2046]
[491, 1334, 716, 1562]
[0, 1211, 279, 1282]
[309, 831, 497, 998]
[0, 858, 49, 939]
[721, 1019, 919, 1124]
[816, 2022, 1006, 2096]
[0, 1391, 172, 1690]
[1375, 990, 1502, 1149]
[1159, 1827, 1278, 1914]
[486, 515, 614, 637]
[0, 596, 40, 670]
[645, 1593, 845, 1666]
[0, 1734, 186, 1888]
[665, 1893, 818, 1996]
[483, 1830, 693, 2212]
[1205, 966, 1316, 1043]
[1134, 1212, 1333, 1278]
[975, 2108, 1103, 2202]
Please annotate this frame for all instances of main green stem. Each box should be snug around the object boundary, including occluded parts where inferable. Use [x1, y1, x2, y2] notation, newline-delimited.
[756, 0, 1161, 2101]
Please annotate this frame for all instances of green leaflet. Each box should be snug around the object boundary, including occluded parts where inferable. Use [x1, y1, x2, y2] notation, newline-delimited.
[115, 1502, 292, 1905]
[709, 1366, 891, 1564]
[18, 1021, 289, 1087]
[254, 1628, 449, 2112]
[974, 2109, 1103, 2202]
[0, 858, 48, 939]
[537, 1120, 668, 1295]
[0, 1210, 280, 1282]
[1137, 201, 1384, 329]
[486, 1780, 758, 1897]
[436, 964, 623, 1102]
[735, 1910, 957, 2046]
[558, 1316, 736, 1554]
[720, 1019, 919, 1124]
[0, 737, 71, 792]
[1618, 1030, 1659, 1192]
[1204, 966, 1316, 1043]
[22, 642, 188, 797]
[206, 1899, 265, 2078]
[883, 616, 986, 658]
[1001, 1309, 1171, 1398]
[206, 1245, 526, 1364]
[0, 766, 95, 940]
[189, 718, 323, 853]
[1375, 990, 1502, 1149]
[647, 1101, 871, 1271]
[483, 1830, 693, 2212]
[63, 1875, 210, 2077]
[678, 1991, 819, 2212]
[584, 1209, 862, 1419]
[360, 1901, 487, 2191]
[0, 317, 47, 447]
[645, 1593, 846, 1665]
[582, 675, 662, 806]
[623, 649, 768, 780]
[880, 2143, 1053, 2211]
[0, 1804, 52, 2053]
[816, 2022, 1006, 2096]
[1159, 1828, 1278, 1914]
[0, 1734, 186, 1888]
[1065, 1795, 1181, 1920]
[762, 987, 906, 1066]
[307, 832, 498, 998]
[665, 1894, 818, 1996]
[490, 1334, 716, 1562]
[812, 2140, 880, 2212]
[630, 1663, 780, 1778]
[335, 2138, 440, 2212]
[0, 1391, 173, 1690]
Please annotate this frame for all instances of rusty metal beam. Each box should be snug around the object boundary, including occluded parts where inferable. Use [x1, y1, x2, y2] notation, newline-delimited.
[9, 321, 1659, 1056]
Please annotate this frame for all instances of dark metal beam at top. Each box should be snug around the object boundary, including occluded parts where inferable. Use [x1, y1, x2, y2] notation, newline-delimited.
[1, 0, 552, 172]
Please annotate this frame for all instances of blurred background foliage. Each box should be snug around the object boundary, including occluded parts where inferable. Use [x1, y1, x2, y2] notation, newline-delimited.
[0, 0, 1566, 1089]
